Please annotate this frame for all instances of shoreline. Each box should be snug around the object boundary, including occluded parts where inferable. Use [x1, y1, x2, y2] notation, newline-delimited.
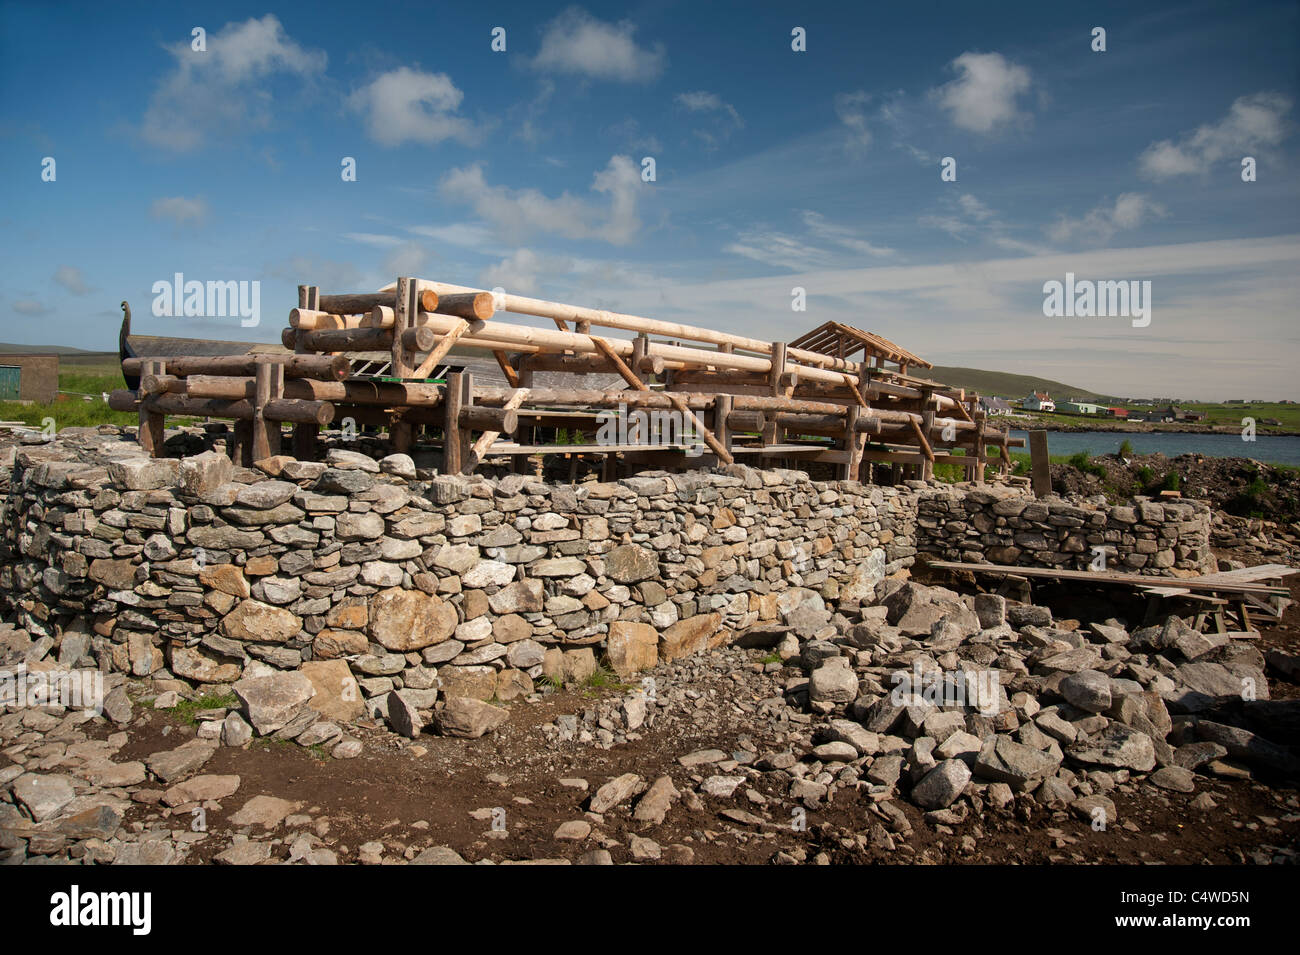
[995, 419, 1300, 437]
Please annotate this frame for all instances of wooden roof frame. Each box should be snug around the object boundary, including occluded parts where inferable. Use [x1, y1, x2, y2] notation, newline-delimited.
[787, 321, 931, 370]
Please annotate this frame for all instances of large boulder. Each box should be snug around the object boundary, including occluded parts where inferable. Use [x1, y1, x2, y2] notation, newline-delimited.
[300, 660, 364, 723]
[233, 669, 316, 735]
[607, 621, 658, 676]
[434, 697, 509, 739]
[604, 545, 658, 584]
[659, 613, 723, 662]
[368, 588, 457, 651]
[221, 599, 301, 643]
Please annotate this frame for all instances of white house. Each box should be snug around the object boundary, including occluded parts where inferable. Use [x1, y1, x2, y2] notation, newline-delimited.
[1023, 391, 1055, 412]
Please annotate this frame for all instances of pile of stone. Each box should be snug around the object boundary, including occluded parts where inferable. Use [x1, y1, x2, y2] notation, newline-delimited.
[765, 578, 1297, 822]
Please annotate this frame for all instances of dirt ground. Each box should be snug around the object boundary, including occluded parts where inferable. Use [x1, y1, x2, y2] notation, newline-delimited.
[82, 582, 1300, 866]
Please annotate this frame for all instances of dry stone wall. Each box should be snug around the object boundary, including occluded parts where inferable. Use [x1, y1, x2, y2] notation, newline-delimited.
[916, 486, 1215, 575]
[0, 433, 1215, 718]
[0, 435, 916, 713]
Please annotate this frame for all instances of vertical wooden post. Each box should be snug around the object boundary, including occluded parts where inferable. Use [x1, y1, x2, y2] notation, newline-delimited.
[138, 360, 166, 457]
[973, 409, 987, 485]
[251, 361, 283, 463]
[444, 371, 464, 475]
[444, 371, 473, 474]
[291, 286, 318, 458]
[768, 341, 787, 394]
[921, 408, 935, 481]
[390, 278, 416, 453]
[1029, 429, 1052, 498]
[714, 394, 733, 455]
[844, 404, 863, 481]
[631, 334, 650, 383]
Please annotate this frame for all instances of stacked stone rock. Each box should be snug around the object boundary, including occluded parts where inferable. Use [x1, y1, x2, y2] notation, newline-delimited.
[0, 435, 917, 731]
[915, 485, 1215, 574]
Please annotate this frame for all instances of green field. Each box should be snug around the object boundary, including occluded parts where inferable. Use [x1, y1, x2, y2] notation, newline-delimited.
[0, 352, 136, 430]
[927, 365, 1119, 404]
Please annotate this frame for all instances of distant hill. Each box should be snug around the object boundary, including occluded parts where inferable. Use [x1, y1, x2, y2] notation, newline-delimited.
[0, 342, 110, 356]
[925, 366, 1120, 404]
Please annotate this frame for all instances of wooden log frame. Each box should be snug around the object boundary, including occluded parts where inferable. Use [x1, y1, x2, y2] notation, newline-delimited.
[123, 354, 349, 381]
[109, 390, 335, 426]
[390, 278, 867, 374]
[176, 374, 445, 407]
[588, 336, 734, 465]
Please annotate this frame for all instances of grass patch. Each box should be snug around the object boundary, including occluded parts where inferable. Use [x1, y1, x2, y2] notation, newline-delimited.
[171, 691, 237, 726]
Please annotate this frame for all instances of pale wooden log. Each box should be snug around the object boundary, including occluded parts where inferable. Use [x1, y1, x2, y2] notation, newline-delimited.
[289, 309, 360, 331]
[318, 292, 399, 315]
[434, 292, 495, 321]
[110, 390, 334, 425]
[411, 320, 470, 379]
[387, 278, 864, 373]
[417, 313, 855, 389]
[139, 373, 182, 396]
[363, 306, 395, 329]
[474, 387, 850, 416]
[124, 354, 349, 381]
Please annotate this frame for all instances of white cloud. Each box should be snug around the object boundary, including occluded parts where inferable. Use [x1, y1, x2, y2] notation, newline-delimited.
[53, 265, 91, 295]
[834, 90, 872, 152]
[382, 242, 430, 277]
[150, 196, 208, 226]
[1139, 92, 1292, 179]
[480, 248, 551, 293]
[140, 14, 323, 151]
[725, 213, 892, 270]
[348, 67, 481, 147]
[932, 52, 1032, 135]
[12, 300, 50, 316]
[676, 90, 743, 149]
[606, 117, 662, 154]
[724, 230, 827, 271]
[440, 155, 643, 245]
[921, 193, 1050, 255]
[532, 8, 665, 82]
[343, 232, 404, 248]
[801, 212, 893, 258]
[1047, 193, 1167, 245]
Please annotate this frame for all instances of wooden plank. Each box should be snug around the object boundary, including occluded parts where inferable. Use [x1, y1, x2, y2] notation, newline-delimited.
[927, 561, 1290, 597]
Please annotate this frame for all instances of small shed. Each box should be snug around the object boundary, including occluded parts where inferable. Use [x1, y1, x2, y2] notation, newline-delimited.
[0, 353, 59, 403]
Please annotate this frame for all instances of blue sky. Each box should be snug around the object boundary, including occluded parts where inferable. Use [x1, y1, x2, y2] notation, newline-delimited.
[2, 0, 1297, 398]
